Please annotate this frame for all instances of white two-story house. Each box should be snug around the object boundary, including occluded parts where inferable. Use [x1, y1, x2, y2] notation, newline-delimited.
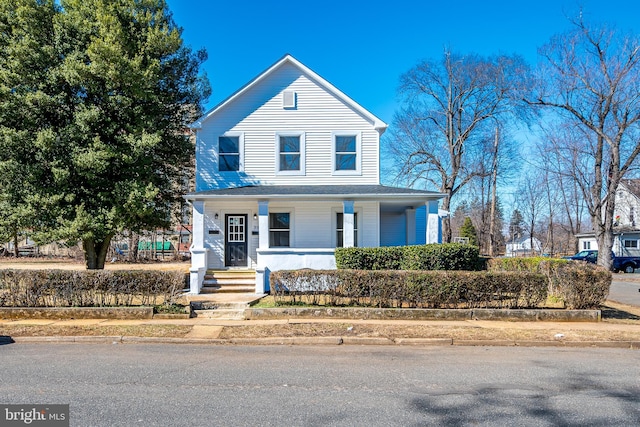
[185, 55, 444, 294]
[576, 179, 640, 257]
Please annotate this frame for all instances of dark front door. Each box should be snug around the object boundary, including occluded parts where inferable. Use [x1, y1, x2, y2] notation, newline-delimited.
[225, 214, 248, 267]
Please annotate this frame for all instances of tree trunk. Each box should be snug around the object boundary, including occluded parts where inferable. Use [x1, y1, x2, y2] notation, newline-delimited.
[489, 128, 499, 257]
[441, 196, 452, 243]
[129, 232, 139, 262]
[13, 233, 18, 257]
[83, 234, 114, 270]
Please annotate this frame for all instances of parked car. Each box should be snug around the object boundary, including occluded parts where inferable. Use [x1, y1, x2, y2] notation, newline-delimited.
[563, 250, 640, 273]
[563, 250, 598, 263]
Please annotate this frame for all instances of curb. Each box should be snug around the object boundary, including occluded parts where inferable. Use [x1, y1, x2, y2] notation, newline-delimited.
[0, 307, 153, 320]
[245, 307, 602, 322]
[7, 335, 640, 349]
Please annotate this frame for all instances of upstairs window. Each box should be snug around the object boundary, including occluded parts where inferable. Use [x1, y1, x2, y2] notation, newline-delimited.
[332, 133, 360, 175]
[218, 135, 241, 172]
[624, 239, 638, 249]
[269, 213, 290, 247]
[276, 132, 305, 175]
[336, 212, 358, 247]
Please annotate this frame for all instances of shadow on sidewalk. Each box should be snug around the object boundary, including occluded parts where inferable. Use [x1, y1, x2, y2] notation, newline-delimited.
[601, 306, 640, 321]
[0, 335, 15, 345]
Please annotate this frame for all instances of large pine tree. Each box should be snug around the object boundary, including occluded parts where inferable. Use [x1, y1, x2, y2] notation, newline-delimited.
[0, 0, 210, 268]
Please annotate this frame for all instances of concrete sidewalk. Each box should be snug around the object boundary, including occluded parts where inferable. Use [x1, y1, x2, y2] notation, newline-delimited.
[2, 313, 640, 348]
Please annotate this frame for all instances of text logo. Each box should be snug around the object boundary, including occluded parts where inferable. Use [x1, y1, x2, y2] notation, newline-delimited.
[0, 405, 69, 427]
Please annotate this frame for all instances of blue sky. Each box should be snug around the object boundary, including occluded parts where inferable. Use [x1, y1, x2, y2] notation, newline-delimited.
[167, 0, 640, 125]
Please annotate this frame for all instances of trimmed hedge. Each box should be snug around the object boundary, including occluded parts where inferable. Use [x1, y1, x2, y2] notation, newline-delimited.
[270, 269, 547, 309]
[487, 257, 611, 309]
[0, 269, 186, 307]
[335, 243, 483, 271]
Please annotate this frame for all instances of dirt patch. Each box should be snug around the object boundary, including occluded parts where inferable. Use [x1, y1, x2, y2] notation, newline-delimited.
[217, 323, 640, 342]
[0, 324, 192, 337]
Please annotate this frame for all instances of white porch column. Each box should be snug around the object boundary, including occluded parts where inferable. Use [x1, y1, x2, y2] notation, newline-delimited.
[189, 200, 208, 294]
[258, 201, 269, 249]
[405, 208, 417, 245]
[425, 200, 441, 244]
[343, 200, 355, 248]
[256, 200, 270, 294]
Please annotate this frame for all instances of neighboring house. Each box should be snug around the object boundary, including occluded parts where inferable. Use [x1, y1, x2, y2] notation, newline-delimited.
[185, 54, 445, 294]
[505, 236, 542, 257]
[576, 179, 640, 257]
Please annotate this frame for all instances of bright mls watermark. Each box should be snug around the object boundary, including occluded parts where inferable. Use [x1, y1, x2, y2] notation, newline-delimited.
[0, 405, 69, 426]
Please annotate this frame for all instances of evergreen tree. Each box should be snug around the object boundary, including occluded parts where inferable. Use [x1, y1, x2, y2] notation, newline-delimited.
[508, 209, 525, 241]
[0, 0, 210, 268]
[460, 217, 479, 246]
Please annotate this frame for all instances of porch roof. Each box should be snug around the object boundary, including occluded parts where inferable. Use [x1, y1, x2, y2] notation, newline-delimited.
[185, 185, 445, 202]
[576, 226, 640, 238]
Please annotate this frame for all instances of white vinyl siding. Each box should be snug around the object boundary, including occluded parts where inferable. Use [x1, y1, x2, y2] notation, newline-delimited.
[195, 63, 380, 190]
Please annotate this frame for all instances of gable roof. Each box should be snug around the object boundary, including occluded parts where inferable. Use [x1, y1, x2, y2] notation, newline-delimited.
[506, 236, 541, 246]
[190, 54, 388, 131]
[620, 179, 640, 200]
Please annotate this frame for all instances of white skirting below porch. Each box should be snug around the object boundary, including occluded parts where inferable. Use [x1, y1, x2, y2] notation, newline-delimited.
[257, 248, 336, 271]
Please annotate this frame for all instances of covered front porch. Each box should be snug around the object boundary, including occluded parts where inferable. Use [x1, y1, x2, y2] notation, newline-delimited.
[185, 185, 445, 294]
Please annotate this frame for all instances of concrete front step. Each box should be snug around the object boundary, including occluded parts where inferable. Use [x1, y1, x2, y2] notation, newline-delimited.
[205, 270, 255, 278]
[201, 286, 255, 294]
[203, 278, 255, 286]
[191, 301, 249, 310]
[192, 309, 245, 320]
[203, 270, 256, 294]
[191, 300, 248, 320]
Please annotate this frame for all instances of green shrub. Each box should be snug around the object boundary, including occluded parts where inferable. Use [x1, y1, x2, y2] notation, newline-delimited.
[401, 243, 482, 271]
[335, 243, 481, 271]
[270, 269, 547, 309]
[334, 246, 403, 270]
[545, 262, 611, 309]
[487, 257, 568, 272]
[0, 269, 186, 307]
[487, 257, 611, 309]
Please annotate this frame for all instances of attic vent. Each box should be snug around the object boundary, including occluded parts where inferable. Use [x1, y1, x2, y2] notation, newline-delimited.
[283, 90, 296, 109]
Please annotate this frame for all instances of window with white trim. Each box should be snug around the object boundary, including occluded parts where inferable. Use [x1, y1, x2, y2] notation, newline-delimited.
[276, 132, 305, 175]
[336, 212, 358, 247]
[269, 213, 290, 247]
[624, 239, 638, 249]
[583, 241, 591, 250]
[218, 135, 243, 172]
[332, 133, 360, 174]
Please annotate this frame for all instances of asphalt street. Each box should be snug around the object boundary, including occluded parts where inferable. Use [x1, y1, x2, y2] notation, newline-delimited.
[1, 343, 639, 426]
[609, 278, 640, 306]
